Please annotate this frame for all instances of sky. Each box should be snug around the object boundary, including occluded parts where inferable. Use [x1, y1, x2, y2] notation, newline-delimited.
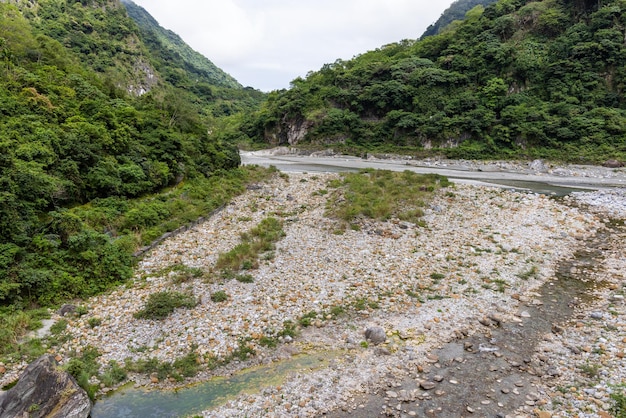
[130, 0, 456, 92]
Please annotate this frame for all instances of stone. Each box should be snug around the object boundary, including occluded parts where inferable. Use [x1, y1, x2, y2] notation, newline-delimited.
[425, 354, 439, 363]
[364, 326, 387, 345]
[529, 159, 549, 173]
[420, 381, 436, 390]
[375, 347, 391, 356]
[0, 355, 91, 418]
[603, 159, 624, 168]
[487, 312, 504, 325]
[590, 312, 604, 320]
[58, 304, 76, 316]
[478, 317, 492, 327]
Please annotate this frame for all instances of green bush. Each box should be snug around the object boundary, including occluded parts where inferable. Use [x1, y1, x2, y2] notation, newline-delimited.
[210, 290, 229, 303]
[100, 360, 127, 386]
[235, 274, 254, 283]
[134, 291, 197, 320]
[63, 346, 101, 401]
[215, 217, 285, 273]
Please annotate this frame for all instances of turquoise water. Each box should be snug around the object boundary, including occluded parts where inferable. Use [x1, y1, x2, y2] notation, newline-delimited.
[91, 354, 331, 418]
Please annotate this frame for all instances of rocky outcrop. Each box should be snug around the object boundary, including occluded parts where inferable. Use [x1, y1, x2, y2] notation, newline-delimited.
[0, 355, 91, 418]
[265, 116, 314, 146]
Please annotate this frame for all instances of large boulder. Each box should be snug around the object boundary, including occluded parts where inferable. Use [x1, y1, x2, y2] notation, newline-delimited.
[603, 159, 624, 168]
[364, 326, 387, 345]
[0, 355, 91, 418]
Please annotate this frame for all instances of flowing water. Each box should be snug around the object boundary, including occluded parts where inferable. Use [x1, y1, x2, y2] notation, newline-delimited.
[91, 353, 335, 417]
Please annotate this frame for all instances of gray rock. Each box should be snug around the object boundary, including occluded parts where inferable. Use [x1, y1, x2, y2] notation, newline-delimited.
[590, 312, 604, 320]
[364, 326, 387, 345]
[420, 381, 436, 390]
[57, 304, 76, 316]
[529, 159, 549, 173]
[0, 355, 91, 418]
[603, 159, 624, 168]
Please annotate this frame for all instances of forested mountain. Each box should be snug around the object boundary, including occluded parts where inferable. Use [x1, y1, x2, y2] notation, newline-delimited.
[421, 0, 499, 38]
[242, 0, 626, 163]
[0, 0, 259, 312]
[120, 0, 264, 118]
[121, 0, 240, 90]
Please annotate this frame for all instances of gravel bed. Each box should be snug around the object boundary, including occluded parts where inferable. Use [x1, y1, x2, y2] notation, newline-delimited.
[1, 171, 624, 418]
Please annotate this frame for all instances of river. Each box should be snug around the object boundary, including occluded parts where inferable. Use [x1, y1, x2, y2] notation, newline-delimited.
[240, 149, 625, 195]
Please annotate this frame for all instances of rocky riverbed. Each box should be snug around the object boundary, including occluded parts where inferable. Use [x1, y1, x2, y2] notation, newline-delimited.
[1, 170, 624, 418]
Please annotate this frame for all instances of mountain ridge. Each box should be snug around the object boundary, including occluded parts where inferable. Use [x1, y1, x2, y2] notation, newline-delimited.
[120, 0, 242, 90]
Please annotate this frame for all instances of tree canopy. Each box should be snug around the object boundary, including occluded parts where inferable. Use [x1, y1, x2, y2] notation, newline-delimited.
[0, 0, 260, 308]
[243, 0, 626, 163]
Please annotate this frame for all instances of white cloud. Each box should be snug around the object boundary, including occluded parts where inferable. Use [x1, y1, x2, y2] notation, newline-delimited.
[130, 0, 453, 91]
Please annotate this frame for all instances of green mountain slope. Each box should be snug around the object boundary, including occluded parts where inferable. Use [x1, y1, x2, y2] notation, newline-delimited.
[121, 0, 241, 90]
[242, 0, 626, 163]
[0, 0, 250, 311]
[421, 0, 499, 38]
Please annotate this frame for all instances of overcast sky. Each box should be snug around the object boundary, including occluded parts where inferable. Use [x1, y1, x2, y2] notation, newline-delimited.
[130, 0, 456, 91]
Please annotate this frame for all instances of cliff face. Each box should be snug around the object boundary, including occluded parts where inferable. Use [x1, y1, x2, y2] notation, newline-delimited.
[265, 116, 315, 146]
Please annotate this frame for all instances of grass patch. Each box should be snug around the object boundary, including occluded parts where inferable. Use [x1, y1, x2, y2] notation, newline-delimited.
[210, 290, 229, 303]
[610, 385, 626, 418]
[64, 346, 101, 401]
[134, 291, 197, 320]
[579, 362, 601, 378]
[88, 317, 102, 328]
[215, 217, 285, 273]
[100, 360, 128, 387]
[0, 309, 50, 358]
[516, 265, 539, 280]
[325, 169, 450, 224]
[125, 350, 200, 382]
[155, 264, 205, 284]
[235, 274, 254, 283]
[298, 310, 318, 327]
[278, 320, 298, 338]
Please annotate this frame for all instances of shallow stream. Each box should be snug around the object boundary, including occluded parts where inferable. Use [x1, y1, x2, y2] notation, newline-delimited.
[91, 352, 334, 417]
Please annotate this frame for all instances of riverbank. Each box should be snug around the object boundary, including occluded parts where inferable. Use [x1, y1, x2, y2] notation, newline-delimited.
[241, 147, 626, 191]
[1, 170, 624, 417]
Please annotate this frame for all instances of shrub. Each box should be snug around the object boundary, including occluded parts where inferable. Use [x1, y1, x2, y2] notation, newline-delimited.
[215, 217, 285, 273]
[50, 319, 68, 335]
[100, 360, 127, 386]
[210, 290, 229, 303]
[88, 317, 101, 328]
[235, 274, 254, 283]
[134, 291, 197, 320]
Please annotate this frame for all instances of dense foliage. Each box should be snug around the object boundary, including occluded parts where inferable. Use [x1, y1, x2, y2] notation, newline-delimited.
[421, 0, 499, 38]
[122, 0, 265, 119]
[121, 0, 239, 89]
[243, 0, 626, 163]
[0, 0, 263, 312]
